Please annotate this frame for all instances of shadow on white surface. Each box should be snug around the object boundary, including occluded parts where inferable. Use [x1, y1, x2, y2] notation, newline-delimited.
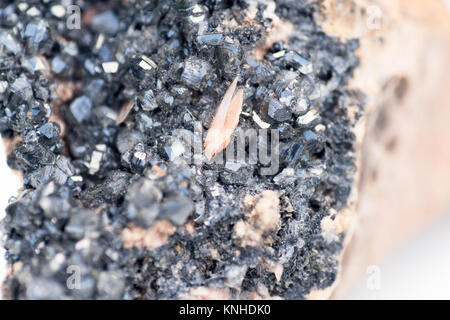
[346, 212, 450, 299]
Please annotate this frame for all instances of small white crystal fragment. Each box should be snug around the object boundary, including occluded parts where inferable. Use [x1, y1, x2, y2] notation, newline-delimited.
[139, 55, 157, 71]
[252, 111, 270, 129]
[27, 7, 41, 17]
[51, 5, 66, 18]
[89, 151, 103, 175]
[102, 61, 119, 73]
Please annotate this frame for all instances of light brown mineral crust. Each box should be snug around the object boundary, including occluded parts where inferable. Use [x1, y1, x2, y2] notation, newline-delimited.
[184, 287, 230, 300]
[233, 190, 280, 247]
[121, 220, 176, 250]
[183, 220, 196, 236]
[254, 18, 294, 60]
[310, 0, 450, 298]
[246, 284, 282, 300]
[249, 1, 295, 60]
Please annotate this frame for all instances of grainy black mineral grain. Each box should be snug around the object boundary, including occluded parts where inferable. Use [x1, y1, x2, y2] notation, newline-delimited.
[0, 0, 364, 299]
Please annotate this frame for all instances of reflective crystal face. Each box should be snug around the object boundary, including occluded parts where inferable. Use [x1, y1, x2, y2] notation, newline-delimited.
[0, 0, 363, 300]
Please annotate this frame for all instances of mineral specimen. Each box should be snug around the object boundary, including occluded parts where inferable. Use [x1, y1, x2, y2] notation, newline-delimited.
[0, 0, 363, 300]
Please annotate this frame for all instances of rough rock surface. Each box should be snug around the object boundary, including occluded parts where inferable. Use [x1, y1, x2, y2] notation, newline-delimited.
[316, 0, 450, 297]
[0, 1, 363, 299]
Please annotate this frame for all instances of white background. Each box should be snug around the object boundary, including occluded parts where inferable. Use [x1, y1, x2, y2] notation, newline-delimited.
[347, 213, 450, 299]
[0, 142, 21, 298]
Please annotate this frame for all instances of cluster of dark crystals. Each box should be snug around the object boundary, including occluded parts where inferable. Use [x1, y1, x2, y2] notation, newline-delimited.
[0, 0, 364, 299]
